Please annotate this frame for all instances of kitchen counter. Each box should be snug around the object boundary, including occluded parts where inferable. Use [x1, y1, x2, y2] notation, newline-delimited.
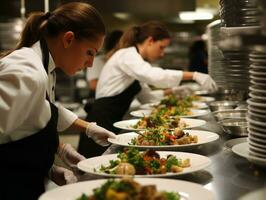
[102, 112, 266, 200]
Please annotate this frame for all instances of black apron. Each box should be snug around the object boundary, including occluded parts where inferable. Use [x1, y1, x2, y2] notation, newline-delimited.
[78, 80, 141, 158]
[0, 39, 59, 200]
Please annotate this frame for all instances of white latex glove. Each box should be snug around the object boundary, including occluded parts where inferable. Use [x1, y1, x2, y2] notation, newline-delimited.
[171, 85, 193, 97]
[86, 122, 116, 146]
[192, 72, 218, 92]
[57, 143, 86, 169]
[49, 165, 77, 186]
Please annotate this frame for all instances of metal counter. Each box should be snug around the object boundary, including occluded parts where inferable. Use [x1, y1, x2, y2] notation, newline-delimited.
[102, 113, 266, 200]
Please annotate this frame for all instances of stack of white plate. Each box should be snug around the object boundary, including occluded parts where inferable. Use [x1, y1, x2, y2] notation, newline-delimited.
[247, 49, 266, 160]
[223, 50, 250, 91]
[207, 20, 228, 88]
[219, 0, 260, 27]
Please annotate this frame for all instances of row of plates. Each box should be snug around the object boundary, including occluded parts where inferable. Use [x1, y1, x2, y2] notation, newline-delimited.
[39, 95, 217, 199]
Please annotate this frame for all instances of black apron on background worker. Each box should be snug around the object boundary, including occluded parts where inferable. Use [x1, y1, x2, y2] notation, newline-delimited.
[0, 39, 59, 200]
[78, 80, 141, 158]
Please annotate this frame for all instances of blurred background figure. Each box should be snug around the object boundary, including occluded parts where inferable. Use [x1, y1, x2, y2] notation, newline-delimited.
[86, 30, 123, 98]
[84, 30, 123, 113]
[188, 39, 208, 74]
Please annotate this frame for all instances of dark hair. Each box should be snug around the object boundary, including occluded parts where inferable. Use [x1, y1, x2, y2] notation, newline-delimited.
[108, 21, 170, 57]
[104, 30, 123, 52]
[1, 2, 105, 57]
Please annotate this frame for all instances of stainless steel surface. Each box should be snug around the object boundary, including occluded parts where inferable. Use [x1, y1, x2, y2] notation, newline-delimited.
[219, 118, 248, 137]
[102, 113, 266, 200]
[209, 100, 238, 112]
[213, 109, 247, 121]
[224, 137, 248, 149]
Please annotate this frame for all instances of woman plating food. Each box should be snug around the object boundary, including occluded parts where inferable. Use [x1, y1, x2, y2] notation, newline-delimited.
[0, 2, 115, 200]
[78, 21, 217, 157]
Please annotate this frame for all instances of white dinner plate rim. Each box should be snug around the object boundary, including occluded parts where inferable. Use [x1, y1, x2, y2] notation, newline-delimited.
[108, 130, 219, 149]
[130, 109, 210, 118]
[232, 142, 266, 164]
[77, 151, 211, 178]
[113, 118, 206, 131]
[39, 178, 214, 200]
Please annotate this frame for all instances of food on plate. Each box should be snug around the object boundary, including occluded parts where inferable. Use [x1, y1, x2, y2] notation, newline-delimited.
[146, 94, 203, 118]
[131, 127, 198, 146]
[96, 148, 190, 175]
[132, 115, 187, 129]
[76, 178, 180, 200]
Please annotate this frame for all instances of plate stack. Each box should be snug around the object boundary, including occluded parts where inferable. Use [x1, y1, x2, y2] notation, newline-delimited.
[219, 0, 260, 27]
[222, 50, 250, 91]
[247, 47, 266, 161]
[207, 20, 228, 89]
[218, 0, 260, 99]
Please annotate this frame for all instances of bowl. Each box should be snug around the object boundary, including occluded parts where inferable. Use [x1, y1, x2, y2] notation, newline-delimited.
[209, 100, 238, 112]
[213, 109, 247, 121]
[219, 118, 248, 137]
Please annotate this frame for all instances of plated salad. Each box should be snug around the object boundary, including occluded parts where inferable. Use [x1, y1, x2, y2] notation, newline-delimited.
[76, 178, 180, 200]
[97, 148, 190, 175]
[131, 127, 198, 146]
[132, 115, 186, 130]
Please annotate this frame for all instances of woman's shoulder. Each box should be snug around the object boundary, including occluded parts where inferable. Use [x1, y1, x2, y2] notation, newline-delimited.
[1, 47, 43, 72]
[0, 47, 46, 84]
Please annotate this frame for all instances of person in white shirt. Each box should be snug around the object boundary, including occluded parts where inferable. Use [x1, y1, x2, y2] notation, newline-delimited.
[0, 2, 115, 200]
[78, 21, 217, 157]
[86, 30, 123, 98]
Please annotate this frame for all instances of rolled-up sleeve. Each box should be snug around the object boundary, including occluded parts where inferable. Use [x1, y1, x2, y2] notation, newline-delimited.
[120, 50, 183, 88]
[56, 104, 78, 132]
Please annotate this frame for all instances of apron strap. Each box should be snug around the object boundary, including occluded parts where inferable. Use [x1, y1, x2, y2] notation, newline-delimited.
[40, 38, 51, 100]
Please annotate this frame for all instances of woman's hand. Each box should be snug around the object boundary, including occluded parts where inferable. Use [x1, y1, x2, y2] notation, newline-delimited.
[85, 122, 116, 146]
[49, 165, 77, 186]
[57, 143, 86, 169]
[193, 72, 218, 92]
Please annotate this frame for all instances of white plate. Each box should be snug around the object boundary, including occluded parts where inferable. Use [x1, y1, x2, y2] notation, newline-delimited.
[248, 123, 266, 133]
[239, 187, 266, 200]
[248, 105, 266, 114]
[78, 151, 211, 178]
[108, 130, 219, 150]
[139, 102, 159, 109]
[130, 109, 152, 117]
[192, 102, 208, 109]
[247, 116, 266, 127]
[194, 90, 209, 95]
[248, 128, 266, 138]
[232, 142, 266, 167]
[130, 109, 210, 118]
[197, 96, 215, 102]
[249, 92, 266, 100]
[113, 118, 206, 131]
[39, 178, 214, 200]
[139, 101, 208, 110]
[249, 86, 266, 93]
[248, 139, 266, 152]
[250, 69, 266, 76]
[247, 99, 266, 108]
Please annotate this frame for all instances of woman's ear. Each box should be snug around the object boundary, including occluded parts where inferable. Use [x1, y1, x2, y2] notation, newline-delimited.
[146, 36, 155, 46]
[62, 31, 75, 48]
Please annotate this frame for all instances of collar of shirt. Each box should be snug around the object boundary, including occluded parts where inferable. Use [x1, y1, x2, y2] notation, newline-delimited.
[32, 41, 56, 74]
[32, 41, 56, 102]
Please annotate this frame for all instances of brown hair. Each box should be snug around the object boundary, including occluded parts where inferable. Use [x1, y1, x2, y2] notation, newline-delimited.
[1, 2, 105, 57]
[107, 21, 170, 58]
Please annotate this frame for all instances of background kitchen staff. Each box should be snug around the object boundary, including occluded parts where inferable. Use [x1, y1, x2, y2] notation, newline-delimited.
[0, 2, 115, 200]
[78, 21, 217, 157]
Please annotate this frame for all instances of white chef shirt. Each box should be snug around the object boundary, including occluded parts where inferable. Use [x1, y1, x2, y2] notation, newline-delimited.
[86, 54, 105, 81]
[96, 46, 183, 100]
[0, 41, 77, 144]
